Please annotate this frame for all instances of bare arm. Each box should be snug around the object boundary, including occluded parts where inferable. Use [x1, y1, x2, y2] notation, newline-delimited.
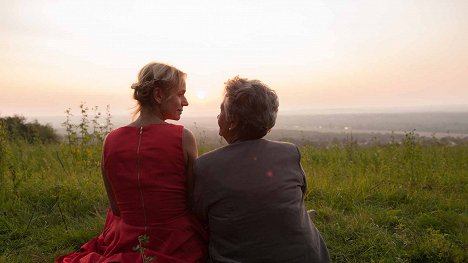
[101, 137, 120, 216]
[182, 128, 198, 205]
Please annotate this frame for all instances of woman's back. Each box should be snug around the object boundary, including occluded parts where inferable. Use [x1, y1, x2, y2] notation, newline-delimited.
[104, 123, 189, 225]
[57, 123, 207, 263]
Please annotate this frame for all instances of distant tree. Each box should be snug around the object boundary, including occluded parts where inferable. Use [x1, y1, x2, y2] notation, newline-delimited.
[0, 115, 59, 143]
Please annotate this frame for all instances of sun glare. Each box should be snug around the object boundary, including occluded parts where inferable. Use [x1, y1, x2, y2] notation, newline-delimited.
[195, 90, 207, 100]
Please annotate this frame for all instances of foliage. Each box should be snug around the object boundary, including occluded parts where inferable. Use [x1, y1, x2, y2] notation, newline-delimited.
[133, 234, 156, 263]
[0, 104, 112, 262]
[0, 110, 467, 262]
[0, 115, 59, 143]
[62, 103, 112, 145]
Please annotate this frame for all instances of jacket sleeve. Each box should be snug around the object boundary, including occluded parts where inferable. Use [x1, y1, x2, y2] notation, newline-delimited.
[294, 145, 307, 196]
[192, 160, 209, 223]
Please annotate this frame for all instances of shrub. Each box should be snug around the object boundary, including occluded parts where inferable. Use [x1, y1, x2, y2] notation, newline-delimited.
[0, 115, 59, 143]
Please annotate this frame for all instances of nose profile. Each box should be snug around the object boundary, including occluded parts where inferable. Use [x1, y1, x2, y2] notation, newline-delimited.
[182, 96, 189, 106]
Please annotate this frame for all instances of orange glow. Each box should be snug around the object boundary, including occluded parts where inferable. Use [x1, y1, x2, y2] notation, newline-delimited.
[1, 1, 467, 117]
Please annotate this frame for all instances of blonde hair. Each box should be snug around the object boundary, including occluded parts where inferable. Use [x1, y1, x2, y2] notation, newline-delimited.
[131, 62, 186, 117]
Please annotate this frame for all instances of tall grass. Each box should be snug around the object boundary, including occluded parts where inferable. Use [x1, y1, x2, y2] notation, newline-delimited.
[0, 113, 467, 262]
[302, 133, 468, 262]
[0, 104, 111, 262]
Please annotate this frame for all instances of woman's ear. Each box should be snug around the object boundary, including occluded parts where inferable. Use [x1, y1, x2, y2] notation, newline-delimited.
[228, 116, 239, 131]
[153, 87, 164, 104]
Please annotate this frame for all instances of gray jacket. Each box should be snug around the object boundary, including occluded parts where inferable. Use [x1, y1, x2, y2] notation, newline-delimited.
[193, 139, 330, 263]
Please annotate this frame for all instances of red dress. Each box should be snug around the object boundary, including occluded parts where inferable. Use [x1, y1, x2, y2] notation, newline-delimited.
[56, 124, 208, 263]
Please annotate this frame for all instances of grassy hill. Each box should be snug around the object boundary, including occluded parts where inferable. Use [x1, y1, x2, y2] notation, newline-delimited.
[1, 129, 467, 262]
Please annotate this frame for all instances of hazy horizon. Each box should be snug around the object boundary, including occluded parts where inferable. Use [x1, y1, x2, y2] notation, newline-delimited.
[13, 109, 468, 142]
[13, 103, 468, 120]
[1, 0, 467, 117]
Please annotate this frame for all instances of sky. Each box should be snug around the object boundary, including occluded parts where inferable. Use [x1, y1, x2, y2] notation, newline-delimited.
[1, 0, 467, 119]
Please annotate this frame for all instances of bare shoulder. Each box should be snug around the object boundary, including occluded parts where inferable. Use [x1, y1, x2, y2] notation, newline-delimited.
[182, 127, 196, 146]
[182, 127, 197, 161]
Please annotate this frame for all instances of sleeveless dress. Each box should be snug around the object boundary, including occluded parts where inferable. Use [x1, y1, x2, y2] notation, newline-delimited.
[56, 124, 208, 263]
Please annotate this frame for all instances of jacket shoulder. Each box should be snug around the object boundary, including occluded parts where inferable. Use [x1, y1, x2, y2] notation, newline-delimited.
[263, 139, 299, 153]
[196, 144, 229, 164]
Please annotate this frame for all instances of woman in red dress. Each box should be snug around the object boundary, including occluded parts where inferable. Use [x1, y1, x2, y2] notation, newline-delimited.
[56, 62, 208, 263]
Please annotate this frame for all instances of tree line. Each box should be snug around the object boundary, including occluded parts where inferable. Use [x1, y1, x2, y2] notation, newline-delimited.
[0, 115, 59, 143]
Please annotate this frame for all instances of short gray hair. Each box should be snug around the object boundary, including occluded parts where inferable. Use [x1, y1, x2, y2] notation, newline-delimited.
[224, 76, 279, 140]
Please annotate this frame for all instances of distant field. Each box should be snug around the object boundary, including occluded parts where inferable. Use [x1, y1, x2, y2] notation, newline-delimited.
[1, 133, 467, 262]
[274, 112, 468, 134]
[30, 111, 468, 138]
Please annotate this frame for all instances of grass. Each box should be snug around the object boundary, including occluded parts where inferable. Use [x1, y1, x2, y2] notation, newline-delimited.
[0, 133, 467, 262]
[302, 137, 468, 262]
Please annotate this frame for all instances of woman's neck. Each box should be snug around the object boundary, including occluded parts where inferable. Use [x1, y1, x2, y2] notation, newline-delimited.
[130, 109, 165, 127]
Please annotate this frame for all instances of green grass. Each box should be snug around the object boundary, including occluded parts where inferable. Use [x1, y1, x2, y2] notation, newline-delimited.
[1, 137, 467, 262]
[302, 140, 468, 262]
[0, 140, 107, 262]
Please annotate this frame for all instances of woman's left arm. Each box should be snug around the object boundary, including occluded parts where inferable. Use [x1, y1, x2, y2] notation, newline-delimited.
[101, 136, 120, 216]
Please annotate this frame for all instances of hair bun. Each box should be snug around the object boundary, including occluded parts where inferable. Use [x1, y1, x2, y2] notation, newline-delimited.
[131, 83, 140, 90]
[132, 80, 155, 104]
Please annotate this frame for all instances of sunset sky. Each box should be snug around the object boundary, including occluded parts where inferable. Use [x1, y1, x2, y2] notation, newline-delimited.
[1, 0, 467, 119]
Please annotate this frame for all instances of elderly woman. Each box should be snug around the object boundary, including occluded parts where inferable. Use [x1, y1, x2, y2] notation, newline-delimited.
[193, 76, 330, 263]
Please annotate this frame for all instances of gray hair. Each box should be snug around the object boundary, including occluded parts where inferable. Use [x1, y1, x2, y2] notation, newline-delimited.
[224, 76, 279, 140]
[131, 62, 186, 116]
